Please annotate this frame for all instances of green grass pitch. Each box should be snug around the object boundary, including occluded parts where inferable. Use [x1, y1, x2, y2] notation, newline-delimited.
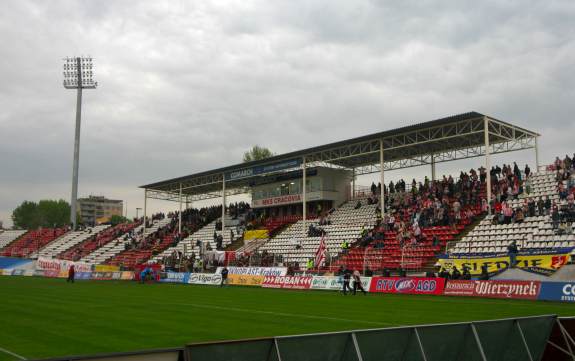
[0, 276, 574, 360]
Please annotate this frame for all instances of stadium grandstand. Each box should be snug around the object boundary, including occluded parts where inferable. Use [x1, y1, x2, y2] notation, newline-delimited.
[1, 111, 555, 275]
[135, 111, 545, 273]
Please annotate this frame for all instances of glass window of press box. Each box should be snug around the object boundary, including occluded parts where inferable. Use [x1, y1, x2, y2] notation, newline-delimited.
[253, 178, 322, 200]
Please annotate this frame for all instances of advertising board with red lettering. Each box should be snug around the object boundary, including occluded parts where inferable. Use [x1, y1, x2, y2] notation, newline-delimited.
[369, 277, 445, 295]
[444, 280, 541, 300]
[262, 276, 312, 290]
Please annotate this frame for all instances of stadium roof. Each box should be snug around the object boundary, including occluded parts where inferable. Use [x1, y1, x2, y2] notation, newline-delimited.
[142, 111, 539, 202]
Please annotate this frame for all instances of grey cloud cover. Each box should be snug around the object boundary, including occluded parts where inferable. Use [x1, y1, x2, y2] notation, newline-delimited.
[1, 0, 574, 226]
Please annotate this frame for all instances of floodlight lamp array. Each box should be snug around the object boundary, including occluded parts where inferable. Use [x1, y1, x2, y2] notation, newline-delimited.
[62, 57, 97, 88]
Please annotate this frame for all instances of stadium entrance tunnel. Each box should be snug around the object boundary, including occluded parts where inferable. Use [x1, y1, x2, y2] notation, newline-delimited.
[31, 315, 575, 361]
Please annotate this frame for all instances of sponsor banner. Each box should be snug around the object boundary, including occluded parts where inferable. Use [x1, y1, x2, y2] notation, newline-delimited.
[111, 272, 122, 280]
[92, 272, 114, 280]
[1, 269, 14, 276]
[225, 158, 302, 181]
[121, 271, 134, 280]
[22, 269, 34, 277]
[43, 270, 60, 278]
[160, 272, 191, 284]
[311, 276, 371, 291]
[262, 276, 313, 289]
[37, 257, 93, 273]
[12, 269, 25, 276]
[252, 191, 322, 209]
[76, 272, 92, 280]
[538, 282, 575, 302]
[243, 230, 269, 241]
[444, 280, 541, 300]
[227, 274, 264, 286]
[253, 194, 302, 208]
[437, 252, 572, 276]
[216, 266, 287, 277]
[33, 269, 45, 277]
[443, 280, 475, 296]
[188, 273, 222, 286]
[94, 265, 120, 272]
[58, 270, 68, 278]
[369, 277, 445, 295]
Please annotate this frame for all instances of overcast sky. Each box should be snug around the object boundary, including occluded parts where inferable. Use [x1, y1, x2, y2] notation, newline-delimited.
[1, 0, 574, 227]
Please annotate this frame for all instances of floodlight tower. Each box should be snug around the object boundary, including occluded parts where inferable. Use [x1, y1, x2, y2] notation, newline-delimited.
[63, 57, 97, 230]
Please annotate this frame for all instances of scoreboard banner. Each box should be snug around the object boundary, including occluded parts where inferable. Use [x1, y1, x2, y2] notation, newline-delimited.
[369, 277, 445, 295]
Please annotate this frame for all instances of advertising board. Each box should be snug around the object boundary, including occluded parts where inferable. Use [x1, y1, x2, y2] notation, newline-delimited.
[121, 271, 134, 280]
[160, 272, 190, 284]
[76, 272, 92, 280]
[311, 276, 371, 291]
[444, 280, 541, 300]
[227, 274, 264, 286]
[215, 266, 287, 277]
[37, 257, 93, 273]
[262, 276, 312, 289]
[369, 277, 445, 295]
[188, 273, 222, 286]
[538, 282, 575, 302]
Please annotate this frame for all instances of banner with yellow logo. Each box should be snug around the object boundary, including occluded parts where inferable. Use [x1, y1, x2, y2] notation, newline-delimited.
[227, 274, 264, 286]
[243, 230, 269, 241]
[95, 265, 120, 272]
[437, 251, 572, 276]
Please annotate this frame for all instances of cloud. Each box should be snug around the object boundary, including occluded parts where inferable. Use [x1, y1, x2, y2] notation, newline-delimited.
[0, 0, 574, 227]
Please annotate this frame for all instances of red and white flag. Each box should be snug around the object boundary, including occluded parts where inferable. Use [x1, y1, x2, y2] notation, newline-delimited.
[314, 235, 327, 267]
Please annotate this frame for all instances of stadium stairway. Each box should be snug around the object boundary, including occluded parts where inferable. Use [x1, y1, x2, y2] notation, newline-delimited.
[35, 225, 110, 259]
[258, 199, 378, 266]
[153, 216, 243, 261]
[105, 217, 179, 269]
[0, 230, 28, 250]
[81, 218, 170, 265]
[0, 228, 67, 258]
[58, 222, 140, 261]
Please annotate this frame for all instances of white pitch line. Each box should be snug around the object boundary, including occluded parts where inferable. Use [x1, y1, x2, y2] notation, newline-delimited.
[165, 301, 395, 327]
[0, 346, 26, 360]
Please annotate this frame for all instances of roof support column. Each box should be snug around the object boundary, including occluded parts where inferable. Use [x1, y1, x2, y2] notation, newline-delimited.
[431, 154, 436, 181]
[484, 117, 492, 215]
[178, 182, 183, 235]
[222, 174, 226, 239]
[302, 157, 307, 236]
[143, 189, 147, 240]
[535, 136, 540, 171]
[352, 168, 355, 200]
[379, 139, 385, 216]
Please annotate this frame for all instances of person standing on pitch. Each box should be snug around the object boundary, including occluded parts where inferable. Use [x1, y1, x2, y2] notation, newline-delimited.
[352, 269, 366, 295]
[67, 264, 75, 283]
[342, 267, 352, 295]
[221, 266, 229, 287]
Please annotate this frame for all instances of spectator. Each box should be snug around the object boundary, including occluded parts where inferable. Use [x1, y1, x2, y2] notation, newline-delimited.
[450, 266, 461, 280]
[507, 241, 518, 268]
